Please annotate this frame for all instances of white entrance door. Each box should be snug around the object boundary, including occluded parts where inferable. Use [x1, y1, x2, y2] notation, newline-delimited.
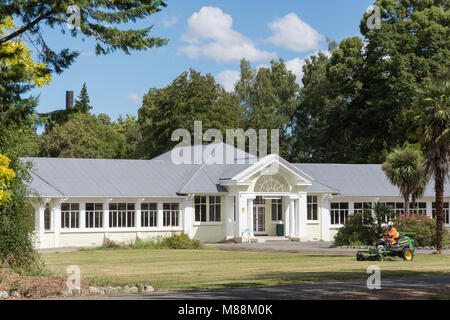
[253, 205, 266, 234]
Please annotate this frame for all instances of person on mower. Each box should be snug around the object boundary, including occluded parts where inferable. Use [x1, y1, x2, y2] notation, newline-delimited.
[376, 222, 399, 248]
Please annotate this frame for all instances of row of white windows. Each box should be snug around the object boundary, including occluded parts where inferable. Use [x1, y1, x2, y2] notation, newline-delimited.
[194, 196, 221, 222]
[44, 200, 450, 230]
[44, 202, 180, 230]
[330, 202, 450, 225]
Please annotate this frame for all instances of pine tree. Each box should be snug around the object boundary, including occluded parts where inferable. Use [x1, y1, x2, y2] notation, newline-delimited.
[74, 82, 92, 113]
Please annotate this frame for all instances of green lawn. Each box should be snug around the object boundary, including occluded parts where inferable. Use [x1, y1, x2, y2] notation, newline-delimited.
[43, 248, 450, 290]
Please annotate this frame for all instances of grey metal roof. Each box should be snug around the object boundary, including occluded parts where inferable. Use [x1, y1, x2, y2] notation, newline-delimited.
[22, 157, 194, 197]
[28, 170, 64, 197]
[294, 163, 450, 197]
[21, 144, 450, 198]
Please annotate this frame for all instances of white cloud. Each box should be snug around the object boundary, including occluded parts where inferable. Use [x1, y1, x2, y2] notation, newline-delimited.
[267, 13, 324, 52]
[163, 16, 177, 27]
[217, 70, 241, 92]
[127, 93, 142, 105]
[179, 6, 276, 64]
[285, 50, 331, 85]
[286, 57, 307, 85]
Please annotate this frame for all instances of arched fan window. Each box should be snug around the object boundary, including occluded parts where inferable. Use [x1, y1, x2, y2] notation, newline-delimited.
[254, 174, 289, 193]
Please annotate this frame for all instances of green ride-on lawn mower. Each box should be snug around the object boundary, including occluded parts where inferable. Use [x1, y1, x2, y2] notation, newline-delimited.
[356, 232, 416, 261]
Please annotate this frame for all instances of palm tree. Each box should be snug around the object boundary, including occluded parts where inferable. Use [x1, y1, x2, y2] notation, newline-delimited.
[411, 79, 450, 254]
[382, 147, 428, 215]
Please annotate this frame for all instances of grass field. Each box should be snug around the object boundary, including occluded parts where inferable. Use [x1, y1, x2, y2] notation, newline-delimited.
[43, 248, 450, 290]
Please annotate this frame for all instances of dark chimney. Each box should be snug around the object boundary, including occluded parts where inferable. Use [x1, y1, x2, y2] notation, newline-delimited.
[66, 90, 74, 110]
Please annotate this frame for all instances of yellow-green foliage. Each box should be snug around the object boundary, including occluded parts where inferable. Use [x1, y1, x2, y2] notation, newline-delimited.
[0, 154, 15, 206]
[0, 17, 51, 87]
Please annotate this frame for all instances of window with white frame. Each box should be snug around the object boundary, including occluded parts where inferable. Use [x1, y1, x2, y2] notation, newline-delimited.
[85, 203, 103, 228]
[354, 202, 372, 214]
[44, 204, 51, 230]
[409, 202, 427, 214]
[432, 202, 450, 225]
[209, 196, 221, 222]
[163, 203, 179, 227]
[384, 202, 404, 215]
[141, 203, 157, 227]
[271, 198, 282, 221]
[194, 196, 207, 222]
[109, 203, 135, 228]
[61, 203, 80, 229]
[307, 196, 318, 221]
[330, 202, 348, 225]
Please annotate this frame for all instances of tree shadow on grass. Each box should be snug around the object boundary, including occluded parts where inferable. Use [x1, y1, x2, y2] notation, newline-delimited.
[205, 270, 450, 290]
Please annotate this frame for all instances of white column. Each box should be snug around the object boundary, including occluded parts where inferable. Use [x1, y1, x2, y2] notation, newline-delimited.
[247, 196, 256, 238]
[298, 193, 307, 241]
[234, 194, 241, 238]
[53, 199, 62, 248]
[283, 196, 290, 237]
[235, 194, 248, 240]
[289, 198, 295, 237]
[426, 201, 433, 217]
[157, 202, 164, 228]
[183, 195, 194, 238]
[80, 200, 86, 231]
[225, 195, 235, 239]
[321, 195, 331, 241]
[136, 198, 144, 229]
[103, 198, 112, 229]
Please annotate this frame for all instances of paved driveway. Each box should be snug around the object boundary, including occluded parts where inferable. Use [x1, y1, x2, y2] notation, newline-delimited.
[61, 275, 450, 300]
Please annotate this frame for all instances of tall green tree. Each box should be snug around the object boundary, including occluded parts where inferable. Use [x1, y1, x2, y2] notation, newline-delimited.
[0, 1, 169, 74]
[292, 38, 367, 163]
[292, 0, 449, 164]
[408, 79, 450, 254]
[291, 52, 331, 162]
[382, 146, 428, 214]
[138, 69, 244, 159]
[39, 113, 125, 159]
[358, 0, 449, 161]
[114, 115, 143, 159]
[74, 82, 92, 113]
[235, 58, 300, 159]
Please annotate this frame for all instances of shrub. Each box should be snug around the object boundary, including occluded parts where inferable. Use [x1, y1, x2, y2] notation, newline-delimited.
[334, 213, 379, 246]
[393, 214, 450, 247]
[334, 203, 394, 246]
[99, 233, 204, 250]
[160, 233, 204, 249]
[0, 153, 43, 272]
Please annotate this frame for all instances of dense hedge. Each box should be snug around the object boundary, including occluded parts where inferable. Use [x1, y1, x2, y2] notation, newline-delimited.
[333, 203, 450, 247]
[393, 214, 450, 247]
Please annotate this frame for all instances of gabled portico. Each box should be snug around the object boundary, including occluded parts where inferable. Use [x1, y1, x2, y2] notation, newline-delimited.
[220, 154, 312, 242]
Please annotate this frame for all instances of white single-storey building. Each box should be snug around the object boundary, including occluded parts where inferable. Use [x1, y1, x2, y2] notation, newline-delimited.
[25, 142, 450, 249]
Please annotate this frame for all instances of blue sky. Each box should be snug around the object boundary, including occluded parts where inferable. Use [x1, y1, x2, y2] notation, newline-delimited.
[29, 0, 375, 121]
